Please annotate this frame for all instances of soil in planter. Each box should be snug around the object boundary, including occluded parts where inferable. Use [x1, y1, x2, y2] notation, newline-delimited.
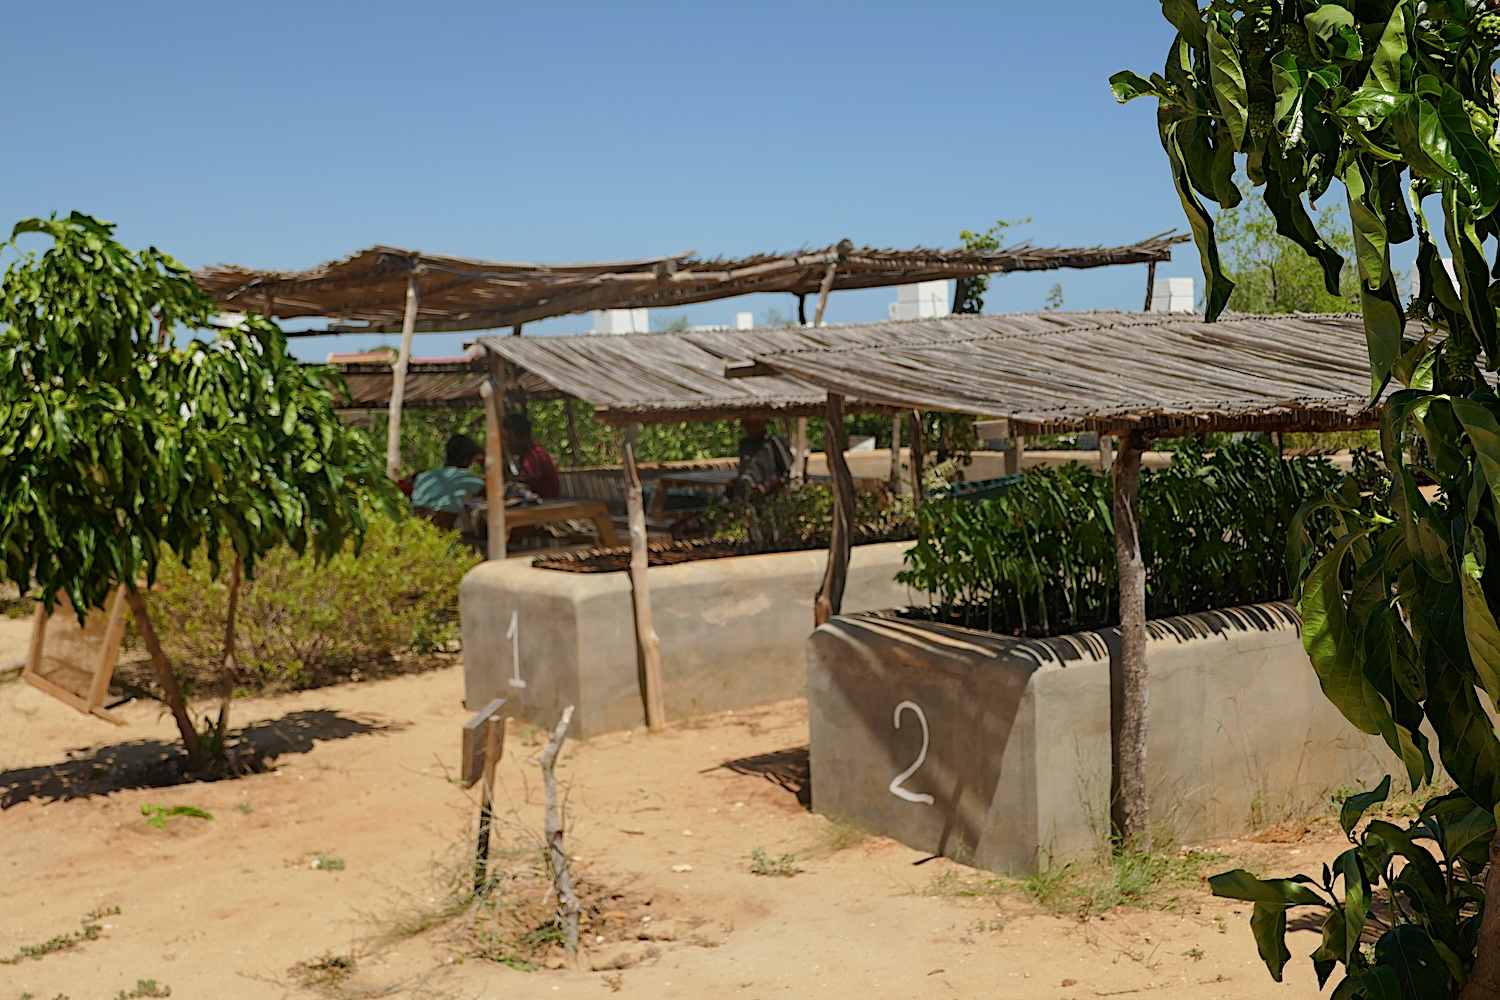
[893, 605, 1116, 641]
[533, 533, 912, 574]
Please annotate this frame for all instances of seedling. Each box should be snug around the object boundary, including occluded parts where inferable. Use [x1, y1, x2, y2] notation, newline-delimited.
[311, 854, 346, 871]
[746, 847, 801, 877]
[0, 912, 105, 965]
[140, 804, 213, 829]
[116, 981, 171, 998]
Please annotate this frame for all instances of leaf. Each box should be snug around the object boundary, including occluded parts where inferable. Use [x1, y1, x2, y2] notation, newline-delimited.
[1208, 869, 1326, 906]
[1163, 122, 1235, 320]
[1437, 85, 1500, 217]
[1336, 850, 1367, 965]
[1339, 776, 1391, 839]
[1110, 70, 1169, 104]
[1372, 925, 1449, 1000]
[1208, 18, 1248, 149]
[1457, 523, 1500, 711]
[1359, 966, 1404, 1000]
[1158, 0, 1205, 49]
[1251, 902, 1292, 982]
[1363, 5, 1407, 95]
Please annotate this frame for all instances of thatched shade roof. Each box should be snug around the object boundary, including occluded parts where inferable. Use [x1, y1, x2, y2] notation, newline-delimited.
[733, 312, 1400, 437]
[329, 360, 490, 410]
[194, 235, 1186, 335]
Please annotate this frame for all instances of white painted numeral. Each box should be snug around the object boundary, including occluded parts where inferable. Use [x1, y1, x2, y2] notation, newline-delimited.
[507, 611, 526, 689]
[888, 700, 935, 805]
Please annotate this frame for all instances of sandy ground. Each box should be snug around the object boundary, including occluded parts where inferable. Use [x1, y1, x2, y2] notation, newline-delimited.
[0, 653, 1352, 1000]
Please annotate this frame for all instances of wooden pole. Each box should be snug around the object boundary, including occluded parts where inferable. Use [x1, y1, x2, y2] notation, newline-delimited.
[908, 410, 926, 510]
[1110, 430, 1149, 848]
[1098, 430, 1114, 471]
[813, 263, 838, 327]
[564, 400, 583, 467]
[214, 555, 242, 748]
[472, 710, 506, 896]
[797, 294, 807, 326]
[815, 394, 856, 627]
[623, 424, 666, 730]
[385, 269, 421, 480]
[1143, 260, 1157, 311]
[481, 377, 507, 560]
[541, 706, 581, 955]
[511, 323, 523, 337]
[1004, 434, 1027, 476]
[889, 412, 902, 484]
[795, 417, 810, 481]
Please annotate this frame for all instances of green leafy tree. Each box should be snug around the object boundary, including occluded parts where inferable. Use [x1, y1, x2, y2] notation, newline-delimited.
[0, 214, 393, 770]
[1117, 3, 1500, 995]
[1216, 192, 1360, 313]
[952, 218, 1031, 314]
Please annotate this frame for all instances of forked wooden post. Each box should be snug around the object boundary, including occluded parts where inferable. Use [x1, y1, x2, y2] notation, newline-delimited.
[813, 262, 838, 327]
[889, 412, 902, 483]
[385, 269, 422, 480]
[907, 410, 926, 509]
[1110, 430, 1149, 848]
[815, 394, 856, 627]
[481, 376, 507, 560]
[623, 424, 666, 729]
[795, 417, 810, 480]
[1143, 260, 1157, 311]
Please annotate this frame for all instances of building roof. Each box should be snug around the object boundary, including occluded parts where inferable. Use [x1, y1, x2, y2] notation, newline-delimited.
[194, 234, 1186, 335]
[731, 312, 1394, 437]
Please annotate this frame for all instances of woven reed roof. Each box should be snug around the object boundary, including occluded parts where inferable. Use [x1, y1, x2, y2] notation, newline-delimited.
[328, 360, 490, 410]
[194, 234, 1186, 335]
[732, 312, 1402, 437]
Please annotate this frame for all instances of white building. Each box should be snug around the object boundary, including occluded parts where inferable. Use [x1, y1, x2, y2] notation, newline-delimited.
[590, 308, 650, 334]
[888, 280, 952, 321]
[1149, 276, 1196, 313]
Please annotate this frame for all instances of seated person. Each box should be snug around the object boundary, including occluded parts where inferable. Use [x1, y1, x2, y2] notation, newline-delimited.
[503, 412, 561, 500]
[411, 434, 486, 530]
[730, 417, 794, 498]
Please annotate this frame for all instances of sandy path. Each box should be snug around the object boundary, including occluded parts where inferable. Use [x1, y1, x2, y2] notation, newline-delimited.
[0, 664, 1342, 999]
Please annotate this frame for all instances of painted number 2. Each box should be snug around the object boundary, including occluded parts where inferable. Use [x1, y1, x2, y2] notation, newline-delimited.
[888, 700, 935, 806]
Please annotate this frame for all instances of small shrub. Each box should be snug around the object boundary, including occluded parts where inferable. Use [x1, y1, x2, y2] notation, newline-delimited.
[116, 982, 171, 999]
[311, 854, 346, 871]
[746, 847, 801, 877]
[125, 511, 479, 695]
[141, 804, 212, 829]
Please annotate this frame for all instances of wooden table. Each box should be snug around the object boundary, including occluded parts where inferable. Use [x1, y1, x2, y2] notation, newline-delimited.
[650, 468, 738, 516]
[469, 499, 621, 547]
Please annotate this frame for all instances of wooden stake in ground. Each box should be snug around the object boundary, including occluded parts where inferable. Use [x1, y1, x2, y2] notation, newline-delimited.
[461, 698, 508, 897]
[815, 394, 855, 627]
[213, 555, 243, 755]
[384, 268, 421, 480]
[622, 424, 666, 729]
[540, 705, 580, 955]
[1110, 430, 1149, 848]
[481, 377, 507, 561]
[124, 587, 205, 771]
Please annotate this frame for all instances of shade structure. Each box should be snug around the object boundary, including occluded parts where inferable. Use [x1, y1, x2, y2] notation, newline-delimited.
[731, 311, 1404, 437]
[327, 360, 491, 409]
[193, 235, 1186, 335]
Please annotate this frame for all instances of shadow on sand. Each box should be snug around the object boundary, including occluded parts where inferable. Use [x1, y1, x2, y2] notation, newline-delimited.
[716, 745, 812, 810]
[0, 709, 405, 809]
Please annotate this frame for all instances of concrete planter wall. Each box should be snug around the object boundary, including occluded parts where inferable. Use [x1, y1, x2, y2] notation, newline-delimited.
[460, 541, 915, 739]
[807, 605, 1395, 875]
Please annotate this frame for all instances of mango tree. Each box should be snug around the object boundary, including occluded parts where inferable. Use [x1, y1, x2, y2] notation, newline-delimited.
[0, 213, 394, 771]
[1117, 3, 1500, 996]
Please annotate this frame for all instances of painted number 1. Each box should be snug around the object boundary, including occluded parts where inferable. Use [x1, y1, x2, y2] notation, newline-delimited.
[506, 612, 526, 689]
[888, 700, 935, 806]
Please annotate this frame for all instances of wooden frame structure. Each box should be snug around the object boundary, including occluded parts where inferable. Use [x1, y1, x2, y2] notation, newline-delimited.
[24, 586, 130, 725]
[732, 309, 1402, 844]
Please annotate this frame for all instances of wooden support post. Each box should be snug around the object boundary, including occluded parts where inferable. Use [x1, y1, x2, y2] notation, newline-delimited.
[813, 262, 838, 327]
[1110, 430, 1149, 848]
[564, 400, 583, 467]
[623, 425, 666, 730]
[482, 377, 507, 560]
[907, 410, 926, 509]
[889, 412, 902, 484]
[385, 269, 421, 480]
[795, 417, 809, 481]
[1004, 435, 1027, 475]
[462, 697, 508, 896]
[511, 323, 523, 337]
[214, 555, 242, 745]
[1098, 431, 1114, 471]
[797, 294, 807, 326]
[815, 394, 856, 627]
[541, 706, 581, 954]
[1143, 260, 1157, 311]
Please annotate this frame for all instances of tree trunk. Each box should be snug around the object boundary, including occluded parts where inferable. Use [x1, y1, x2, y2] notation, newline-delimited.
[623, 425, 665, 729]
[815, 395, 855, 627]
[541, 705, 580, 956]
[1110, 431, 1150, 849]
[213, 556, 242, 758]
[1460, 829, 1500, 1000]
[125, 587, 205, 771]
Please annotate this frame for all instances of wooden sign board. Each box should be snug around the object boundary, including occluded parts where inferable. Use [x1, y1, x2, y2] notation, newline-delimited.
[24, 586, 129, 725]
[461, 697, 508, 788]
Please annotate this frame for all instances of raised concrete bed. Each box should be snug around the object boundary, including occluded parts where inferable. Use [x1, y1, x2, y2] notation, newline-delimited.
[807, 604, 1395, 874]
[461, 541, 915, 739]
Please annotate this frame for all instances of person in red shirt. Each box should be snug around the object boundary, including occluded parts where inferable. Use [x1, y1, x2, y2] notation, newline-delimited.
[503, 412, 561, 499]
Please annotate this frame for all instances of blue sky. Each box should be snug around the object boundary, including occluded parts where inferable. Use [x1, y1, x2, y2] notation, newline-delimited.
[5, 2, 1213, 359]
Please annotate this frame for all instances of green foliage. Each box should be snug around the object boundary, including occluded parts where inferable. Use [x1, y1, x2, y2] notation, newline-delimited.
[116, 981, 171, 998]
[1043, 282, 1065, 311]
[1212, 782, 1493, 994]
[140, 803, 212, 828]
[364, 408, 487, 477]
[746, 847, 801, 877]
[0, 913, 106, 965]
[312, 854, 346, 871]
[0, 213, 395, 617]
[953, 218, 1031, 314]
[1215, 191, 1360, 313]
[898, 441, 1344, 633]
[131, 511, 478, 694]
[702, 480, 916, 552]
